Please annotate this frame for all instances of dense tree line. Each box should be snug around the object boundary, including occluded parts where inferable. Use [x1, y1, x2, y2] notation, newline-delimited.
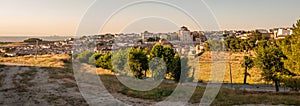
[149, 44, 189, 82]
[223, 33, 260, 52]
[75, 43, 190, 83]
[205, 31, 266, 52]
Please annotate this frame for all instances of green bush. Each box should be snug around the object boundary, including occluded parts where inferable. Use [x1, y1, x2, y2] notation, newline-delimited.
[76, 50, 94, 63]
[95, 52, 112, 70]
[88, 52, 102, 65]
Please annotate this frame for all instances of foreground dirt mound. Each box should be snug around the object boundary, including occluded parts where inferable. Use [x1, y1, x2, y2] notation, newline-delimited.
[0, 65, 87, 106]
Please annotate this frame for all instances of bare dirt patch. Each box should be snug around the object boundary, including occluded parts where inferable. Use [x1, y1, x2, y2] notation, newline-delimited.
[0, 65, 87, 106]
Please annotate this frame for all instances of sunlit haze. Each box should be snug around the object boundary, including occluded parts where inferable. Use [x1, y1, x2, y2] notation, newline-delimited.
[1, 0, 300, 36]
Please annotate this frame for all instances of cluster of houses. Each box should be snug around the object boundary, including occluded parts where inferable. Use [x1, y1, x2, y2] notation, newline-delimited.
[0, 26, 292, 57]
[0, 38, 73, 57]
[72, 26, 207, 56]
[225, 28, 293, 40]
[100, 26, 207, 56]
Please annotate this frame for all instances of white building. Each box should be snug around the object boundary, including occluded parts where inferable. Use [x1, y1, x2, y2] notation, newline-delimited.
[274, 28, 293, 39]
[178, 26, 193, 45]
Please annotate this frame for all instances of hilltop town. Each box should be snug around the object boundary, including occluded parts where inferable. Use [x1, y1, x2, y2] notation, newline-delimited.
[0, 26, 292, 58]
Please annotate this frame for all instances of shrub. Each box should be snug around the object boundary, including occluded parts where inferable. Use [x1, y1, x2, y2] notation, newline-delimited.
[88, 52, 102, 65]
[76, 50, 94, 63]
[95, 52, 112, 70]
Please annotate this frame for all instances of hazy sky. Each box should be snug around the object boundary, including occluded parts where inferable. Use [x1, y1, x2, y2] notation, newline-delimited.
[0, 0, 300, 36]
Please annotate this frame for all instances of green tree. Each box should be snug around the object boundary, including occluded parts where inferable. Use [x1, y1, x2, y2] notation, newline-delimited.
[149, 43, 187, 82]
[279, 20, 300, 75]
[76, 50, 94, 63]
[88, 52, 102, 65]
[163, 46, 175, 74]
[137, 39, 143, 43]
[204, 41, 211, 51]
[179, 56, 190, 83]
[149, 57, 166, 80]
[224, 36, 232, 51]
[240, 40, 247, 52]
[241, 56, 254, 84]
[276, 20, 300, 91]
[250, 31, 263, 41]
[247, 38, 256, 50]
[170, 54, 181, 82]
[234, 38, 241, 52]
[95, 52, 112, 70]
[255, 40, 290, 92]
[150, 44, 165, 59]
[226, 37, 241, 52]
[150, 44, 176, 79]
[149, 44, 165, 79]
[128, 47, 148, 79]
[111, 49, 130, 75]
[147, 37, 160, 42]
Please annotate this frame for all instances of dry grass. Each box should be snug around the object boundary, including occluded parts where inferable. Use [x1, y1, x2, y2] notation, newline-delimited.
[98, 74, 300, 105]
[197, 52, 265, 84]
[96, 68, 115, 75]
[0, 54, 70, 68]
[0, 42, 28, 47]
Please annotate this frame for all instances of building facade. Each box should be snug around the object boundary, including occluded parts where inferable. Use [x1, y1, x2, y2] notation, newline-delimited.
[178, 26, 193, 45]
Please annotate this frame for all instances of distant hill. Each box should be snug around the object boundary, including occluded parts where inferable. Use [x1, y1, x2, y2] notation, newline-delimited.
[23, 38, 43, 43]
